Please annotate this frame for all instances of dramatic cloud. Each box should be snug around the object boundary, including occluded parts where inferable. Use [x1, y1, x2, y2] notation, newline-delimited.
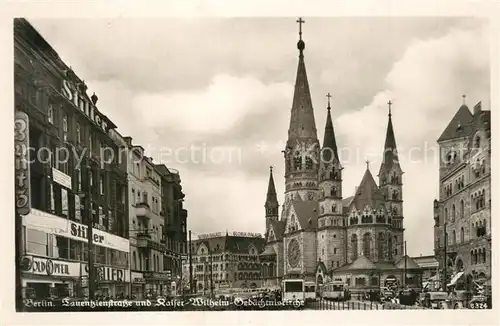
[30, 17, 489, 254]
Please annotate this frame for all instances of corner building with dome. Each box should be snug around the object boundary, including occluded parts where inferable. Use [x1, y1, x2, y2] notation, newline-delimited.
[259, 20, 423, 295]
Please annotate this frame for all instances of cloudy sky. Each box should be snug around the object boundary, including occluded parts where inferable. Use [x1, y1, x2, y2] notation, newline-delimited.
[30, 17, 489, 256]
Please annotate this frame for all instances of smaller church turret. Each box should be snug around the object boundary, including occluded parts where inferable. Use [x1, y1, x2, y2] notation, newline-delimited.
[265, 166, 279, 234]
[378, 101, 405, 262]
[317, 93, 346, 270]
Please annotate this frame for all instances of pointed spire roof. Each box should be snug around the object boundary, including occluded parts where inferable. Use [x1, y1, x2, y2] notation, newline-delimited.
[287, 18, 318, 143]
[351, 165, 385, 210]
[322, 94, 339, 162]
[437, 103, 474, 142]
[379, 101, 401, 175]
[266, 166, 277, 200]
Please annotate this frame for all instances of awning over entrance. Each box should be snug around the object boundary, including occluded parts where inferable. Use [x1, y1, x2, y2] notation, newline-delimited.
[447, 271, 464, 287]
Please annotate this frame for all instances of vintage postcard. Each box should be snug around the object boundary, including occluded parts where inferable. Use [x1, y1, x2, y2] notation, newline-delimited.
[1, 1, 498, 325]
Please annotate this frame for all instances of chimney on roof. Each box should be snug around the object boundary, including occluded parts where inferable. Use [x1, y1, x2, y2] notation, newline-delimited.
[355, 186, 359, 194]
[123, 137, 132, 146]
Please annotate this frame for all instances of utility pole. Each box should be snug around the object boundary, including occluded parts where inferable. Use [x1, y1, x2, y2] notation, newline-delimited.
[210, 249, 213, 298]
[403, 241, 407, 288]
[188, 230, 193, 294]
[86, 163, 96, 300]
[443, 222, 447, 292]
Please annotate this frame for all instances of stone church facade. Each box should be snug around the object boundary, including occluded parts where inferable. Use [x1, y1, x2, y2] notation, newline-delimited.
[260, 19, 422, 294]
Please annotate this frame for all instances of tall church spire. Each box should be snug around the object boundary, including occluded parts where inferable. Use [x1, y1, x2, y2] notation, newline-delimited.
[379, 100, 400, 175]
[322, 93, 339, 162]
[266, 166, 277, 201]
[265, 166, 279, 227]
[287, 17, 318, 142]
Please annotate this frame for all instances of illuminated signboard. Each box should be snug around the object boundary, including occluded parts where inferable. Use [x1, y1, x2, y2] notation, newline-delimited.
[14, 111, 31, 215]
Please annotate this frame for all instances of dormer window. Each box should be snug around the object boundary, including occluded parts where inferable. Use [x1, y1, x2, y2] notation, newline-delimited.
[446, 151, 457, 165]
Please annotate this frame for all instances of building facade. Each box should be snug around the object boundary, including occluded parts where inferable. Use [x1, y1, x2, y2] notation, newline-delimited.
[433, 101, 491, 289]
[183, 233, 265, 293]
[15, 18, 130, 299]
[155, 164, 188, 284]
[260, 20, 420, 293]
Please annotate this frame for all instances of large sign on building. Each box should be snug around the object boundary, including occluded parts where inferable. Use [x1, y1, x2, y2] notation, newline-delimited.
[81, 264, 130, 282]
[61, 78, 109, 132]
[20, 256, 81, 277]
[14, 111, 31, 215]
[22, 208, 130, 252]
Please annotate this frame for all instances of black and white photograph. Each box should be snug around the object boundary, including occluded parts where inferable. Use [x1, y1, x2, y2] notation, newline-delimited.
[2, 1, 498, 324]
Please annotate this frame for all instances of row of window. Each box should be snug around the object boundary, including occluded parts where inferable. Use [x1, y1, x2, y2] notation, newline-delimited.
[191, 254, 259, 263]
[438, 220, 487, 247]
[350, 233, 398, 261]
[26, 228, 128, 268]
[470, 248, 487, 265]
[443, 194, 487, 225]
[45, 182, 119, 234]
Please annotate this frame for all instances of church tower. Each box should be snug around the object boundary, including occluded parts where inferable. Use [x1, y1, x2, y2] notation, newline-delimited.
[317, 95, 346, 270]
[282, 17, 320, 219]
[378, 101, 405, 262]
[265, 166, 279, 234]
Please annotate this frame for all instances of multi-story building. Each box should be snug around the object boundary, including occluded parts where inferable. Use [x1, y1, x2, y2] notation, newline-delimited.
[433, 100, 491, 289]
[120, 138, 169, 298]
[107, 133, 189, 298]
[182, 232, 265, 293]
[155, 165, 188, 281]
[15, 18, 130, 299]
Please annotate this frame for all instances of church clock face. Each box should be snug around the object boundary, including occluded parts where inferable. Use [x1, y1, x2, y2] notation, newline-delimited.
[287, 238, 301, 268]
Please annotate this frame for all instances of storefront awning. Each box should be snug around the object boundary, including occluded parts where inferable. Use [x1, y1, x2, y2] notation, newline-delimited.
[447, 271, 464, 287]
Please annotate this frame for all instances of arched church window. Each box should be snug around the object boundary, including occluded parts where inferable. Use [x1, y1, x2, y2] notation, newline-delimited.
[350, 234, 358, 261]
[320, 206, 325, 214]
[363, 233, 372, 259]
[293, 152, 302, 170]
[377, 233, 385, 260]
[330, 186, 336, 197]
[387, 236, 393, 259]
[332, 204, 336, 213]
[305, 157, 313, 170]
[392, 190, 398, 200]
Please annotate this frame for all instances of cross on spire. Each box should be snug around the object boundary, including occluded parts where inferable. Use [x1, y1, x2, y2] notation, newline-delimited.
[462, 94, 467, 105]
[269, 165, 273, 173]
[326, 92, 332, 109]
[366, 159, 370, 170]
[296, 17, 305, 40]
[388, 100, 393, 117]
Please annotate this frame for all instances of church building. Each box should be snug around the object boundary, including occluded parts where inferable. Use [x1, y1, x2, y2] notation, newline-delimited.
[260, 18, 422, 294]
